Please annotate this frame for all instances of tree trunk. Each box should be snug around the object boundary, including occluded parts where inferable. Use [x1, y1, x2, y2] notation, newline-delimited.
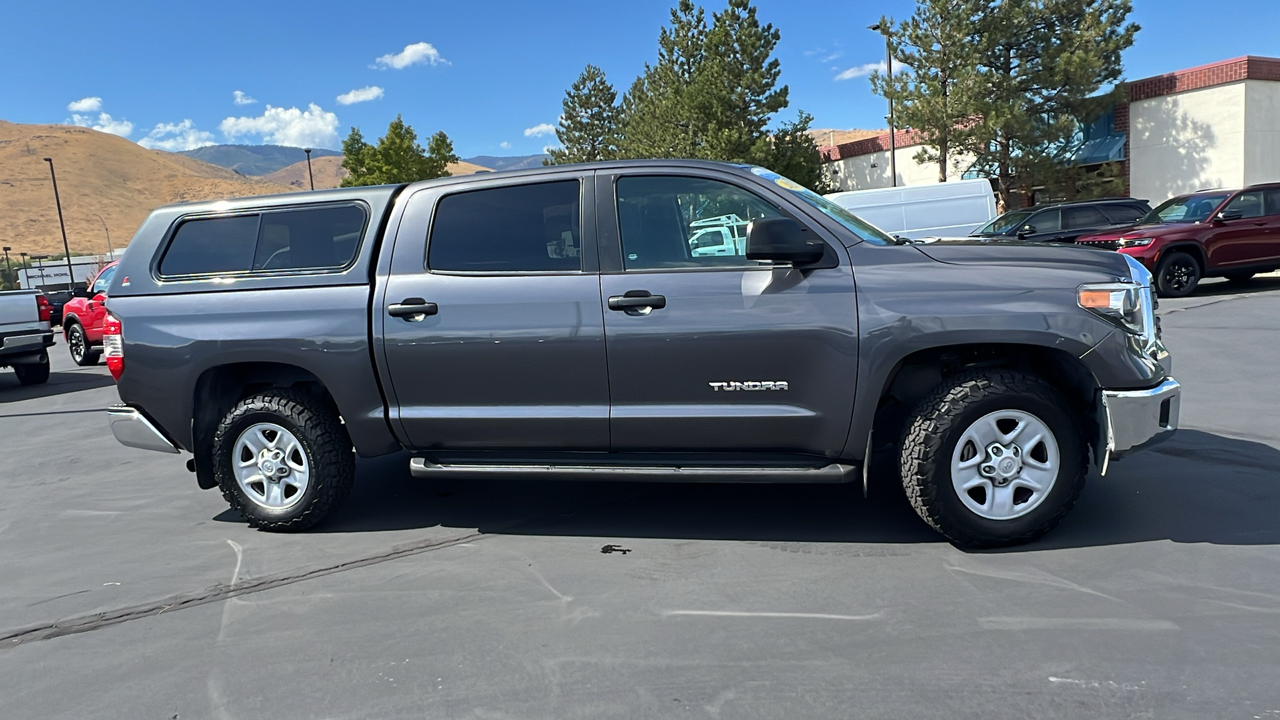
[938, 137, 949, 183]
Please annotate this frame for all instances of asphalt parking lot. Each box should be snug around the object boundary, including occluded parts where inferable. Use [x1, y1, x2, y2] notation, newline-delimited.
[2, 275, 1279, 719]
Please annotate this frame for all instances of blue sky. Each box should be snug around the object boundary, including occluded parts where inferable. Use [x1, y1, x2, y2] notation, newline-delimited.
[4, 0, 1279, 158]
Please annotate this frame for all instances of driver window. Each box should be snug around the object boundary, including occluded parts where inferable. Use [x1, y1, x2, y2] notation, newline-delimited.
[91, 265, 117, 295]
[616, 176, 783, 270]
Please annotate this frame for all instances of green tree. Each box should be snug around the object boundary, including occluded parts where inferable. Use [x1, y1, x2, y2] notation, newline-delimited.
[966, 0, 1138, 208]
[696, 0, 788, 164]
[870, 0, 986, 183]
[766, 111, 834, 193]
[548, 64, 621, 165]
[618, 0, 708, 159]
[340, 115, 456, 187]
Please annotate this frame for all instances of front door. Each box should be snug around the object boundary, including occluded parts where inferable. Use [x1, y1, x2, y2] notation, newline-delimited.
[381, 175, 610, 451]
[596, 171, 859, 457]
[1206, 190, 1271, 268]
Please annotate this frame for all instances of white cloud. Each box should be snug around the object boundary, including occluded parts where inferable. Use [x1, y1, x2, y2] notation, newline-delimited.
[137, 119, 216, 151]
[373, 42, 447, 69]
[219, 104, 341, 148]
[821, 51, 845, 63]
[499, 141, 511, 149]
[67, 96, 103, 112]
[542, 144, 561, 154]
[524, 122, 556, 138]
[835, 61, 887, 81]
[336, 86, 385, 105]
[67, 112, 134, 137]
[233, 90, 257, 106]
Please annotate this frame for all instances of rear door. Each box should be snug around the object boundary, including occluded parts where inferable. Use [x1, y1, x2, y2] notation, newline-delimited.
[595, 169, 859, 456]
[379, 173, 611, 451]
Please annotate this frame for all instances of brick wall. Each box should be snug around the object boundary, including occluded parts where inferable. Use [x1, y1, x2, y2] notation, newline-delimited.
[1128, 56, 1280, 102]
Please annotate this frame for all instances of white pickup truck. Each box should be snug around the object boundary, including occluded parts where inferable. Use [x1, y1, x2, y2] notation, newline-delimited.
[0, 290, 54, 386]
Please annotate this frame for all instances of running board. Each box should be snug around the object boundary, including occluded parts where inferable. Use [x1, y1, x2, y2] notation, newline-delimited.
[408, 457, 857, 484]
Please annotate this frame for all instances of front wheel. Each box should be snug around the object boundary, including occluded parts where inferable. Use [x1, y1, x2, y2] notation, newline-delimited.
[1155, 252, 1201, 297]
[211, 389, 355, 531]
[900, 370, 1087, 548]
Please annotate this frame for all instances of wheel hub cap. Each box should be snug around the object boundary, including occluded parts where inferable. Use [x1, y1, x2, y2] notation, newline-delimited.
[233, 423, 309, 510]
[951, 409, 1060, 521]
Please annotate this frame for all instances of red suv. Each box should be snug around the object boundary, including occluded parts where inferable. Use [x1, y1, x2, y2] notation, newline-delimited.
[1076, 184, 1280, 296]
[60, 261, 118, 365]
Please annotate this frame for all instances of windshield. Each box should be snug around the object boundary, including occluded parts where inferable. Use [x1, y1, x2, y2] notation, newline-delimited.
[748, 167, 896, 245]
[1140, 193, 1231, 224]
[974, 210, 1034, 236]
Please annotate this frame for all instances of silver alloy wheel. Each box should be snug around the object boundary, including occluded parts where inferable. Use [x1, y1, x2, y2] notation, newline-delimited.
[233, 423, 310, 510]
[950, 409, 1059, 521]
[68, 325, 85, 361]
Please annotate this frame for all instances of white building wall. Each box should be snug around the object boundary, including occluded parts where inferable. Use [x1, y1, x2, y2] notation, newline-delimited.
[1130, 83, 1246, 204]
[1243, 79, 1280, 186]
[827, 145, 968, 191]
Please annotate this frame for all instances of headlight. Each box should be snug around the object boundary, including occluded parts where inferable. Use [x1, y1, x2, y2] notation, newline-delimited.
[1117, 237, 1153, 248]
[1079, 282, 1148, 335]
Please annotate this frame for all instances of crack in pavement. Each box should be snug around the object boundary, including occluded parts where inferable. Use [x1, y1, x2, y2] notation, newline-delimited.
[0, 529, 487, 650]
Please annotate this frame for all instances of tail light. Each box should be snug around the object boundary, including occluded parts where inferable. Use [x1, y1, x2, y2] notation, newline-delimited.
[35, 295, 51, 323]
[103, 312, 124, 381]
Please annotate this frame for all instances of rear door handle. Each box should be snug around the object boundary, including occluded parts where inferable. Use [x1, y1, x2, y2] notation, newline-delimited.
[608, 291, 666, 315]
[388, 298, 439, 320]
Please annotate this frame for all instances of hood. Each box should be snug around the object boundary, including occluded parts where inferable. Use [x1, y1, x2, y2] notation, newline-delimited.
[913, 240, 1132, 278]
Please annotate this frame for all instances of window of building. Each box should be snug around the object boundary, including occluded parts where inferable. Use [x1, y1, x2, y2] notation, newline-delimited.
[427, 181, 582, 273]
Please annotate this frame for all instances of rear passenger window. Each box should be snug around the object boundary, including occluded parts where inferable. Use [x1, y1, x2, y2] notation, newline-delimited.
[428, 181, 581, 273]
[1061, 206, 1107, 229]
[159, 204, 366, 277]
[1100, 205, 1146, 224]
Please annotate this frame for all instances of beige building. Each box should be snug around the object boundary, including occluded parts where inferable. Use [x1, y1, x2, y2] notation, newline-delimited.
[820, 55, 1280, 206]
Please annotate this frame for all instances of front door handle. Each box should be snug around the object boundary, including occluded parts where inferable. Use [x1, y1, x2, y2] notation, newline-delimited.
[388, 298, 439, 320]
[608, 290, 666, 315]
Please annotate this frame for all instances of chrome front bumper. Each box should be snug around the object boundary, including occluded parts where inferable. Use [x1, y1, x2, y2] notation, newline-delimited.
[107, 404, 181, 454]
[1097, 378, 1180, 474]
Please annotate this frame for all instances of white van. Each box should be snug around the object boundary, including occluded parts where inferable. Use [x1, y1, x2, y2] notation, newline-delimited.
[824, 178, 997, 240]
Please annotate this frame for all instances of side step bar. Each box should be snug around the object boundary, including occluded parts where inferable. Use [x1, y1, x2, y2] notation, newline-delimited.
[408, 457, 857, 484]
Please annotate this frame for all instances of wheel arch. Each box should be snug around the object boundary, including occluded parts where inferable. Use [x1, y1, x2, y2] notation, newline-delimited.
[1160, 242, 1206, 272]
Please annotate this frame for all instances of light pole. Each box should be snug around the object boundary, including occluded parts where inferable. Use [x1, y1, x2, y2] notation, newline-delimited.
[2, 247, 10, 289]
[868, 23, 897, 187]
[32, 254, 48, 287]
[42, 158, 77, 289]
[303, 148, 315, 191]
[91, 212, 113, 257]
[19, 252, 27, 288]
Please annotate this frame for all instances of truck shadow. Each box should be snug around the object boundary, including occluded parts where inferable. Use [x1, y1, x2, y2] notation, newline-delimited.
[1182, 274, 1280, 299]
[0, 369, 116, 403]
[307, 429, 1280, 550]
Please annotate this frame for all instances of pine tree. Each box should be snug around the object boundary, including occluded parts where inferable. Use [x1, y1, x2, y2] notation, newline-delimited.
[548, 65, 620, 165]
[424, 131, 460, 178]
[870, 0, 985, 183]
[618, 0, 707, 159]
[766, 111, 834, 193]
[339, 127, 375, 187]
[697, 0, 788, 164]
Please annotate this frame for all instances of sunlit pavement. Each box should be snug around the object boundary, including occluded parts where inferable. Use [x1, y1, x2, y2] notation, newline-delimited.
[1, 276, 1278, 719]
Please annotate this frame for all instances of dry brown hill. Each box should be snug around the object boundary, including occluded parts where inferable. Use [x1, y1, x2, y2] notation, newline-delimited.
[0, 121, 295, 257]
[808, 128, 883, 148]
[264, 155, 493, 190]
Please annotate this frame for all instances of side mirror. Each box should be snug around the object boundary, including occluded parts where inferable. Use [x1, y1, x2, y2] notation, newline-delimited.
[1016, 224, 1036, 238]
[92, 292, 108, 304]
[1216, 209, 1243, 222]
[72, 287, 89, 298]
[745, 218, 824, 264]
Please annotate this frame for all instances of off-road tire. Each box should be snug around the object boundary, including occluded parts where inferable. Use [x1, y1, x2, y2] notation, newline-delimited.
[13, 351, 50, 386]
[66, 322, 101, 366]
[212, 389, 354, 532]
[1155, 251, 1201, 297]
[900, 370, 1087, 549]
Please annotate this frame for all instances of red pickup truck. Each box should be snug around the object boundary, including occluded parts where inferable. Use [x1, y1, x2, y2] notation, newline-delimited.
[1076, 184, 1280, 296]
[60, 261, 118, 366]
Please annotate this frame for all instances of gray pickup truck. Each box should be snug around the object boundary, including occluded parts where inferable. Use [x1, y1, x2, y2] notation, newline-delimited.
[0, 289, 54, 386]
[103, 160, 1179, 547]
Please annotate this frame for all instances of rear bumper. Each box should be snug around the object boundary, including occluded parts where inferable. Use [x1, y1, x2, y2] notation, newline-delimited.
[107, 404, 181, 454]
[1098, 378, 1180, 473]
[0, 331, 54, 361]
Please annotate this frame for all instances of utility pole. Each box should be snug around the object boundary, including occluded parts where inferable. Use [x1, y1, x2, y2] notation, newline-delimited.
[42, 158, 77, 289]
[304, 148, 315, 190]
[868, 24, 897, 187]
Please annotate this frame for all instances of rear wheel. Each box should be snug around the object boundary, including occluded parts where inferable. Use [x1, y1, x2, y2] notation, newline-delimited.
[1155, 252, 1201, 297]
[66, 323, 101, 366]
[13, 351, 51, 386]
[212, 389, 354, 531]
[1224, 272, 1255, 285]
[900, 370, 1087, 548]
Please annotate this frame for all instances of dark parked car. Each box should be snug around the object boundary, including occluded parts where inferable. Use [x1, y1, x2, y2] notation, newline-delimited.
[1076, 184, 1280, 297]
[972, 198, 1152, 244]
[102, 160, 1179, 548]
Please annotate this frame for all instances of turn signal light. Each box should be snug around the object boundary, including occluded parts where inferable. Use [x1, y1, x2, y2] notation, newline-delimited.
[35, 294, 51, 323]
[102, 312, 124, 381]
